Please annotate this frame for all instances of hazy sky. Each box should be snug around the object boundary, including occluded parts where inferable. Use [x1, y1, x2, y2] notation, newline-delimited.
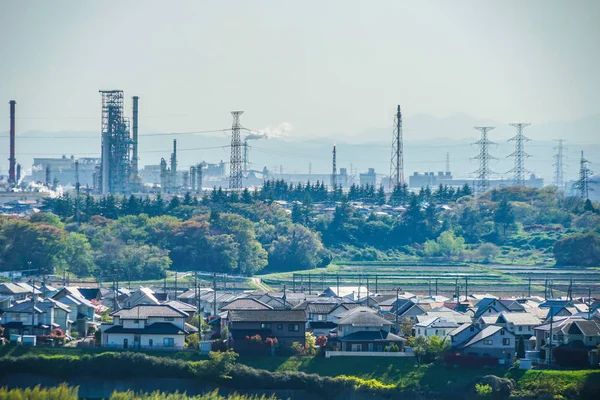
[1, 0, 599, 140]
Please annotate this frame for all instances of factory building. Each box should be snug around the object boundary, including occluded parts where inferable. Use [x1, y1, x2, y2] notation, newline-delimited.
[27, 156, 99, 187]
[408, 171, 543, 189]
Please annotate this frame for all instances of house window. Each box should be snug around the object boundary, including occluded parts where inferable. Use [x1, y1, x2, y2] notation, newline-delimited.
[164, 317, 174, 322]
[133, 319, 139, 324]
[288, 324, 299, 332]
[277, 324, 283, 330]
[518, 326, 522, 332]
[588, 337, 592, 342]
[470, 326, 475, 332]
[417, 329, 421, 335]
[149, 339, 153, 348]
[502, 338, 510, 346]
[163, 338, 175, 347]
[483, 340, 493, 345]
[435, 330, 439, 335]
[260, 323, 271, 329]
[501, 330, 505, 336]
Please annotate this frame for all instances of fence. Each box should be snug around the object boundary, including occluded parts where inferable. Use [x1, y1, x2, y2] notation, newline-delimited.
[325, 350, 414, 358]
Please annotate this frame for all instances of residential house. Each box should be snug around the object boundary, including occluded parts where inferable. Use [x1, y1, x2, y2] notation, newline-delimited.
[448, 323, 481, 348]
[492, 312, 541, 351]
[474, 298, 525, 318]
[332, 307, 406, 352]
[122, 287, 161, 308]
[416, 306, 472, 325]
[101, 304, 189, 350]
[227, 309, 307, 352]
[534, 316, 600, 363]
[0, 294, 13, 313]
[0, 283, 30, 301]
[2, 297, 71, 336]
[459, 325, 516, 362]
[199, 291, 240, 316]
[322, 286, 371, 301]
[53, 288, 97, 336]
[415, 317, 459, 340]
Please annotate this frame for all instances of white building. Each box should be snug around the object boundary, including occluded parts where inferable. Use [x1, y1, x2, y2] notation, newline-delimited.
[415, 317, 459, 340]
[100, 304, 189, 350]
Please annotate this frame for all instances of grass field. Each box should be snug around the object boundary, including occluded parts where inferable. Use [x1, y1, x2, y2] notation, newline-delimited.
[259, 262, 600, 297]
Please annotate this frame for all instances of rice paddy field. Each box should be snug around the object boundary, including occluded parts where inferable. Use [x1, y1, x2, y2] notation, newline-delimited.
[259, 262, 600, 298]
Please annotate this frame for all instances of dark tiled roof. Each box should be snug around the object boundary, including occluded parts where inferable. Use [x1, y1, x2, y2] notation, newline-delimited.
[222, 298, 273, 311]
[571, 320, 600, 336]
[306, 303, 338, 314]
[228, 310, 306, 323]
[112, 304, 188, 319]
[338, 309, 392, 328]
[340, 330, 406, 342]
[104, 322, 185, 335]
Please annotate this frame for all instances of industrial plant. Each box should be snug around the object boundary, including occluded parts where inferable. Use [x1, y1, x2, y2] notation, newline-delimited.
[1, 94, 597, 208]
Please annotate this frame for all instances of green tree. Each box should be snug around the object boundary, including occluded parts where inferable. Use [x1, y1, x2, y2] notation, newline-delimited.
[554, 232, 600, 266]
[494, 198, 515, 237]
[476, 243, 501, 263]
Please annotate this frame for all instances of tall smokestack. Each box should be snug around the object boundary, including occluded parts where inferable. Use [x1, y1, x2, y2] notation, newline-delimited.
[8, 100, 16, 185]
[132, 96, 139, 181]
[170, 139, 177, 190]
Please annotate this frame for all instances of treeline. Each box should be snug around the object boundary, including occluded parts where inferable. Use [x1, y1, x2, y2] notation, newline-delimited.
[1, 194, 329, 279]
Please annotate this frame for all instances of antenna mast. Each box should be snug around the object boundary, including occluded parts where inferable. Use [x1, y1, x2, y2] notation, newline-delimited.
[389, 105, 404, 188]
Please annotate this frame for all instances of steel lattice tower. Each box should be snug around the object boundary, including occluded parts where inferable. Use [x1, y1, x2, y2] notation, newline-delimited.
[553, 139, 565, 189]
[229, 111, 244, 189]
[576, 151, 592, 200]
[507, 123, 531, 186]
[472, 126, 497, 195]
[389, 105, 404, 188]
[99, 90, 131, 194]
[331, 144, 337, 188]
[445, 152, 450, 174]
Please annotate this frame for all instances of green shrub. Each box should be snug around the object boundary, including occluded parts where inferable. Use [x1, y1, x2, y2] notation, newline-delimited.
[475, 383, 492, 397]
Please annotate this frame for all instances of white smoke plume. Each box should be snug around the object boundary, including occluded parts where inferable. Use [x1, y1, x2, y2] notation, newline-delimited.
[246, 122, 293, 140]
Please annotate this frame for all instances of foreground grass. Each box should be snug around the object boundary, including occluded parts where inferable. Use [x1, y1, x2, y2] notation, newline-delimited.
[0, 385, 279, 400]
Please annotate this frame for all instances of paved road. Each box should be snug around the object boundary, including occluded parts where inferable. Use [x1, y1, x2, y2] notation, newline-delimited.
[251, 277, 270, 292]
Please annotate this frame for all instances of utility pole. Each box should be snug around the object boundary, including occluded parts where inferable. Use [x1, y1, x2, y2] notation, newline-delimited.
[390, 105, 404, 188]
[549, 310, 554, 366]
[75, 161, 81, 226]
[229, 111, 244, 189]
[507, 123, 531, 186]
[553, 139, 565, 190]
[465, 276, 468, 302]
[395, 287, 401, 334]
[212, 273, 217, 317]
[472, 127, 496, 195]
[528, 276, 531, 298]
